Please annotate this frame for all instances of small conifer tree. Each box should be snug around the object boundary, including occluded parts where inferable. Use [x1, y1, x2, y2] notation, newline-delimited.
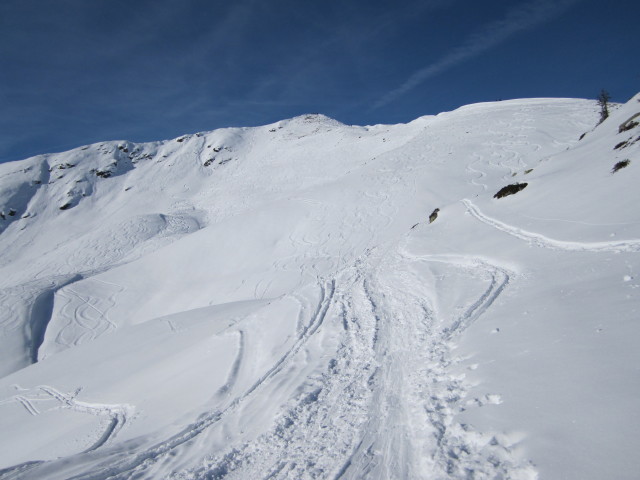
[597, 89, 611, 124]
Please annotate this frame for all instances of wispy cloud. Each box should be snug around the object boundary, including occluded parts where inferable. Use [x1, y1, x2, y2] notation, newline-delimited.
[238, 0, 459, 114]
[372, 0, 583, 110]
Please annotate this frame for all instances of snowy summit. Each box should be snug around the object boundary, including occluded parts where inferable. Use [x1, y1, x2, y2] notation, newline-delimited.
[0, 94, 639, 480]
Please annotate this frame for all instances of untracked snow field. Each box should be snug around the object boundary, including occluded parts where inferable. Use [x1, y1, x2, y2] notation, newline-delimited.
[0, 94, 639, 479]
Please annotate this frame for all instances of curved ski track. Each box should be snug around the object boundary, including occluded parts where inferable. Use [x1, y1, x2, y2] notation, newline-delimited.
[0, 385, 130, 479]
[0, 245, 535, 480]
[0, 277, 337, 480]
[1, 104, 585, 479]
[463, 199, 640, 252]
[169, 247, 534, 480]
[44, 279, 123, 358]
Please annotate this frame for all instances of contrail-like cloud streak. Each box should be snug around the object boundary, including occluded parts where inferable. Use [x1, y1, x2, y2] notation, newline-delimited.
[372, 0, 583, 110]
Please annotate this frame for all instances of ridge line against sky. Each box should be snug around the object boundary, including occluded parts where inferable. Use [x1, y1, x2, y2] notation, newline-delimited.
[372, 0, 584, 110]
[0, 0, 636, 164]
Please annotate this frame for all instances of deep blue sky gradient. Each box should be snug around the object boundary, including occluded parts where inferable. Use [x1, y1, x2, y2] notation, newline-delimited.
[0, 0, 637, 163]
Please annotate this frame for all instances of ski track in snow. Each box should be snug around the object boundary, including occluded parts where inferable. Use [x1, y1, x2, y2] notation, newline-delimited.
[165, 247, 533, 480]
[0, 384, 131, 477]
[48, 279, 123, 356]
[466, 153, 488, 191]
[2, 114, 533, 479]
[3, 278, 338, 480]
[463, 199, 640, 252]
[0, 286, 27, 334]
[1, 99, 629, 479]
[37, 385, 130, 453]
[0, 211, 196, 368]
[384, 249, 532, 480]
[175, 256, 381, 480]
[0, 246, 534, 480]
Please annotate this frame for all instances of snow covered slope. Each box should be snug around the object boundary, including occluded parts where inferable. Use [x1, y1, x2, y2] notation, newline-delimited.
[0, 95, 639, 480]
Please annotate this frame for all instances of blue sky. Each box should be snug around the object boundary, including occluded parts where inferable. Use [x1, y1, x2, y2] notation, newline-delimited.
[0, 0, 637, 163]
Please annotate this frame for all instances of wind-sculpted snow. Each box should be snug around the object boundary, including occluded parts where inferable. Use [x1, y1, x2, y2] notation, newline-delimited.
[1, 95, 640, 479]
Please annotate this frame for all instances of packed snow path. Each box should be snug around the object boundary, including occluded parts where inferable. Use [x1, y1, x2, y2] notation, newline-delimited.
[0, 249, 532, 480]
[463, 199, 640, 253]
[1, 96, 639, 479]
